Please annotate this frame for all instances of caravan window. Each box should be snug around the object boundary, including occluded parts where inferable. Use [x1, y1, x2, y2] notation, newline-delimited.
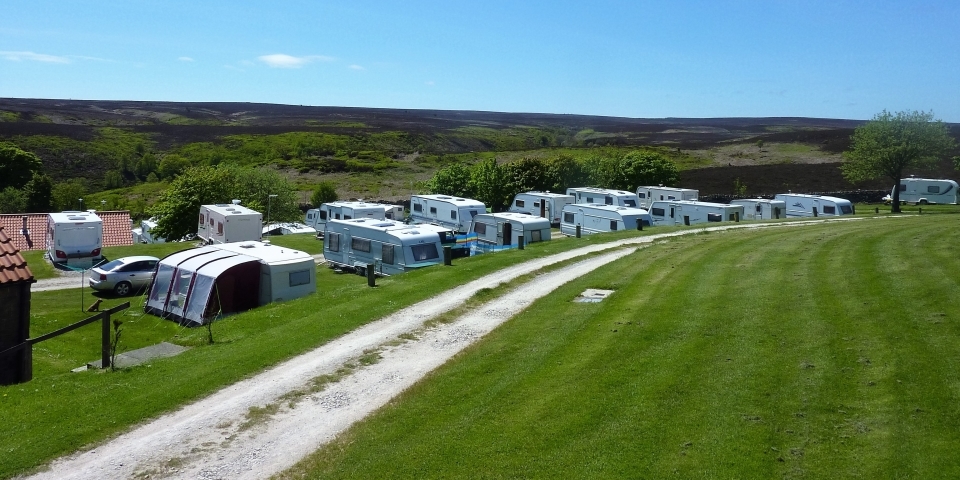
[531, 230, 542, 242]
[410, 243, 439, 261]
[840, 205, 853, 214]
[382, 244, 395, 265]
[450, 210, 457, 220]
[413, 203, 422, 212]
[289, 270, 311, 287]
[352, 237, 371, 253]
[199, 214, 205, 225]
[564, 212, 575, 223]
[899, 184, 907, 191]
[327, 233, 340, 252]
[823, 205, 836, 215]
[604, 196, 613, 205]
[638, 192, 646, 199]
[610, 220, 618, 231]
[707, 213, 722, 222]
[623, 199, 636, 207]
[586, 197, 595, 203]
[515, 200, 525, 208]
[217, 222, 223, 235]
[651, 208, 665, 217]
[319, 210, 327, 220]
[430, 207, 437, 214]
[344, 215, 352, 220]
[474, 222, 487, 235]
[335, 214, 341, 220]
[928, 185, 941, 194]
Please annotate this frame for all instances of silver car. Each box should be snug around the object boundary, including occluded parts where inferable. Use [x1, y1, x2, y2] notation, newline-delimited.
[89, 256, 160, 296]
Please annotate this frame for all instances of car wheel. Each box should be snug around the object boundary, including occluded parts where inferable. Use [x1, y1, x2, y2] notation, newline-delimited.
[114, 281, 132, 296]
[918, 199, 928, 205]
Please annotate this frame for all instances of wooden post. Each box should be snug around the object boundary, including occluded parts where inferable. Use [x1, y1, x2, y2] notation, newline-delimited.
[636, 219, 642, 231]
[101, 311, 110, 370]
[443, 245, 452, 266]
[366, 264, 376, 287]
[875, 207, 879, 214]
[575, 225, 581, 238]
[517, 236, 525, 250]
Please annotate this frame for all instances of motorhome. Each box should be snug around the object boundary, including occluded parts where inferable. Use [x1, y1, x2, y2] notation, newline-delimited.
[729, 199, 787, 220]
[889, 178, 959, 205]
[304, 201, 401, 233]
[566, 187, 641, 208]
[134, 217, 165, 244]
[636, 186, 699, 209]
[468, 212, 551, 253]
[648, 200, 745, 226]
[773, 194, 854, 218]
[408, 194, 485, 233]
[559, 204, 652, 236]
[324, 218, 457, 276]
[197, 203, 262, 244]
[46, 211, 103, 267]
[507, 191, 575, 226]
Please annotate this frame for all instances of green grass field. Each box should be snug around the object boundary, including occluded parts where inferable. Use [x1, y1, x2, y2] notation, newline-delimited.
[280, 215, 960, 478]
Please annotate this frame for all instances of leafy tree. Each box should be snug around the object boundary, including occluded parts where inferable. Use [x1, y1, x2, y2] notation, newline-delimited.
[158, 154, 191, 179]
[616, 151, 680, 191]
[104, 170, 124, 189]
[51, 179, 87, 211]
[544, 154, 588, 192]
[310, 181, 339, 207]
[0, 142, 43, 191]
[504, 157, 551, 194]
[427, 163, 473, 197]
[135, 153, 158, 179]
[581, 154, 619, 188]
[756, 139, 764, 151]
[469, 158, 509, 211]
[24, 173, 52, 212]
[842, 110, 956, 212]
[0, 187, 27, 214]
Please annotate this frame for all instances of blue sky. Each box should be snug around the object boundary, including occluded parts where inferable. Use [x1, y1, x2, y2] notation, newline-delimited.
[2, 1, 959, 121]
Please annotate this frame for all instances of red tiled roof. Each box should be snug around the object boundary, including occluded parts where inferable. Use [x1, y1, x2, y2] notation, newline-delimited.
[0, 226, 34, 283]
[0, 211, 134, 251]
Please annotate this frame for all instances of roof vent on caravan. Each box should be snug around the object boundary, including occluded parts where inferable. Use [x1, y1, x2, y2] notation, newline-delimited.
[232, 199, 242, 205]
[437, 196, 451, 200]
[67, 216, 86, 221]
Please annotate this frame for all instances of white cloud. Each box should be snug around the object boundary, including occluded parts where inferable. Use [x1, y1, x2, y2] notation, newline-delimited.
[70, 55, 111, 62]
[0, 51, 70, 63]
[257, 53, 334, 68]
[178, 56, 195, 62]
[348, 64, 364, 70]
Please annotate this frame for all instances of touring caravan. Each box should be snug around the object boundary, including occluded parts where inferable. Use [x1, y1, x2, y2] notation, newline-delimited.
[648, 200, 745, 226]
[636, 186, 699, 209]
[468, 212, 551, 252]
[197, 203, 262, 244]
[507, 191, 575, 226]
[729, 199, 787, 220]
[46, 211, 103, 267]
[773, 194, 853, 218]
[324, 218, 457, 276]
[559, 204, 652, 236]
[304, 201, 402, 233]
[566, 187, 641, 208]
[890, 178, 959, 205]
[409, 194, 485, 233]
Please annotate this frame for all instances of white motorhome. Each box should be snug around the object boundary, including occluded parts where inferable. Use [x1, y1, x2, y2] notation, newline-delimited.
[566, 187, 641, 208]
[773, 194, 854, 217]
[890, 178, 959, 205]
[636, 186, 699, 209]
[507, 191, 575, 226]
[559, 204, 652, 236]
[468, 212, 551, 252]
[409, 194, 485, 233]
[729, 199, 787, 220]
[197, 203, 263, 244]
[324, 218, 457, 276]
[47, 211, 103, 267]
[304, 201, 401, 233]
[648, 200, 745, 226]
[136, 217, 165, 244]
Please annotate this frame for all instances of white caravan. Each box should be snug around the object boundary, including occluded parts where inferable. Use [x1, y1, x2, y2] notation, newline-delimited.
[197, 203, 263, 244]
[135, 217, 165, 244]
[324, 218, 457, 276]
[304, 201, 402, 233]
[47, 211, 103, 267]
[409, 194, 485, 233]
[566, 187, 641, 208]
[890, 178, 959, 205]
[729, 199, 787, 220]
[468, 212, 552, 251]
[559, 204, 652, 236]
[773, 194, 853, 217]
[507, 191, 575, 226]
[648, 200, 745, 226]
[636, 186, 699, 209]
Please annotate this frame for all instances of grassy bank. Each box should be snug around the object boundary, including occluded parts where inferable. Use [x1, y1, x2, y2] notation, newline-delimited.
[281, 215, 960, 478]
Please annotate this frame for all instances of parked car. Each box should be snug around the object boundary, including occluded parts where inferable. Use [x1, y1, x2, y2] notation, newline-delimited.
[88, 256, 160, 296]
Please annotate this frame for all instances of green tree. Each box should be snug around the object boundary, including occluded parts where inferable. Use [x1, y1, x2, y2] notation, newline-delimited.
[544, 154, 588, 192]
[842, 110, 956, 212]
[51, 179, 87, 211]
[616, 151, 680, 191]
[104, 170, 124, 189]
[756, 139, 764, 151]
[310, 181, 339, 207]
[504, 157, 551, 194]
[469, 158, 509, 211]
[0, 142, 43, 191]
[581, 154, 619, 188]
[135, 153, 158, 180]
[427, 163, 473, 197]
[158, 154, 191, 180]
[24, 172, 52, 212]
[0, 187, 27, 214]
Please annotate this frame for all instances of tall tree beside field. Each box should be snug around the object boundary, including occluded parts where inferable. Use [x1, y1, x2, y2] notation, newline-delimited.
[51, 179, 87, 211]
[427, 163, 473, 198]
[0, 187, 27, 214]
[504, 157, 551, 194]
[842, 110, 955, 212]
[544, 154, 588, 192]
[469, 158, 509, 211]
[0, 142, 43, 191]
[24, 173, 53, 212]
[616, 151, 681, 191]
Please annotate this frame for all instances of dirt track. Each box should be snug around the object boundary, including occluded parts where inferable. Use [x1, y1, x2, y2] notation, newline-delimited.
[25, 217, 896, 480]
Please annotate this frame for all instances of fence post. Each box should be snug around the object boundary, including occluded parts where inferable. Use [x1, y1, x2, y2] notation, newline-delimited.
[517, 236, 525, 250]
[443, 245, 452, 266]
[366, 264, 376, 287]
[636, 219, 642, 231]
[576, 225, 581, 238]
[875, 207, 879, 214]
[101, 311, 110, 370]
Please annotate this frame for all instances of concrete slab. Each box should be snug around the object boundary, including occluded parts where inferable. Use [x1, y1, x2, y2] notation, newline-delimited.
[85, 341, 189, 369]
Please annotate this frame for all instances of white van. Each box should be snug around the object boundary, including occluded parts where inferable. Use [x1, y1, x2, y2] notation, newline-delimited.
[507, 191, 575, 226]
[324, 218, 457, 276]
[773, 194, 854, 217]
[648, 200, 745, 226]
[566, 187, 641, 208]
[47, 211, 103, 267]
[409, 194, 485, 233]
[636, 186, 699, 209]
[469, 212, 552, 252]
[729, 199, 787, 220]
[889, 178, 959, 205]
[559, 204, 652, 236]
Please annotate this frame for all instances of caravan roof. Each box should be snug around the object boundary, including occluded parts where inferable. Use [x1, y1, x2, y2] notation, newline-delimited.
[213, 241, 312, 265]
